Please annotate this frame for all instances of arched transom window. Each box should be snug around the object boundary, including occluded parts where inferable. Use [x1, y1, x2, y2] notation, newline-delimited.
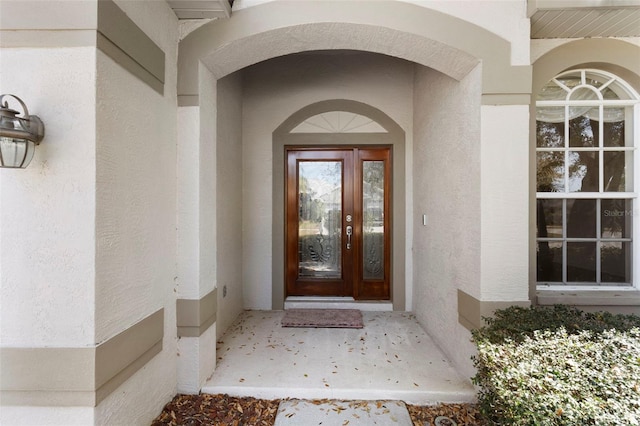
[536, 69, 639, 286]
[290, 111, 387, 133]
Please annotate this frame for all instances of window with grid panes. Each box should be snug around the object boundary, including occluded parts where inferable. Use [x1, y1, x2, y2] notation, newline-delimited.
[536, 69, 639, 286]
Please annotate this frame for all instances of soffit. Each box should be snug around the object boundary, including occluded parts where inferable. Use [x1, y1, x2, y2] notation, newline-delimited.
[168, 0, 232, 19]
[529, 0, 640, 38]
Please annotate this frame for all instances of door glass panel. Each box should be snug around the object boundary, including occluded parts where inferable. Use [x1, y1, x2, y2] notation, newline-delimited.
[297, 161, 342, 278]
[362, 161, 384, 280]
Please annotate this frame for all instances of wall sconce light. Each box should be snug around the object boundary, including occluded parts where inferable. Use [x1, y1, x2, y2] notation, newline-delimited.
[0, 94, 45, 168]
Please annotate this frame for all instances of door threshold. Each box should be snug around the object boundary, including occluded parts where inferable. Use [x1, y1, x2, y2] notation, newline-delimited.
[284, 296, 393, 311]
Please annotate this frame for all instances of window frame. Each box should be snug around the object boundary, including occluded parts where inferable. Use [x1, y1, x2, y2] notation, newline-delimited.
[536, 69, 640, 290]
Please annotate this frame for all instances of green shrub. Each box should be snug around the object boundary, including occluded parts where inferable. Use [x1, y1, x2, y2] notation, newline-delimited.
[471, 305, 640, 425]
[473, 304, 640, 345]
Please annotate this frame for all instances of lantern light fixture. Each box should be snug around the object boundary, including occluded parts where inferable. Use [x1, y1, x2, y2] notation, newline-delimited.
[0, 94, 45, 169]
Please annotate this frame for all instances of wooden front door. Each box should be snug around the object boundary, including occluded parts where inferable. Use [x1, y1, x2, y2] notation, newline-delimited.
[285, 147, 391, 299]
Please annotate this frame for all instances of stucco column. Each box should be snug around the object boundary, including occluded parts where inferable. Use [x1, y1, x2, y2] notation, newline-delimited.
[480, 104, 531, 301]
[175, 65, 218, 393]
[457, 103, 532, 334]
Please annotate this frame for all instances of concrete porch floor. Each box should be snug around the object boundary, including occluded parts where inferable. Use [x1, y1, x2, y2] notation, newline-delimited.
[201, 310, 476, 405]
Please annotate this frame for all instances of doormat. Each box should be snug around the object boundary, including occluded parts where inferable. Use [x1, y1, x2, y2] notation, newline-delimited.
[281, 309, 363, 329]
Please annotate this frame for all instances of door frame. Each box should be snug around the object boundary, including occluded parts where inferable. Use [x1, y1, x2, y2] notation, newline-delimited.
[272, 100, 406, 310]
[285, 146, 392, 299]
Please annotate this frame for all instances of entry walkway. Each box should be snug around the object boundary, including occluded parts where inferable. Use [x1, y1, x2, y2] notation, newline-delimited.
[202, 310, 476, 405]
[274, 399, 413, 425]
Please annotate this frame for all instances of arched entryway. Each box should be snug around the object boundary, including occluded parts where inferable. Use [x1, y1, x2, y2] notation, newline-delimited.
[176, 1, 528, 317]
[177, 1, 529, 104]
[175, 1, 532, 385]
[273, 99, 406, 309]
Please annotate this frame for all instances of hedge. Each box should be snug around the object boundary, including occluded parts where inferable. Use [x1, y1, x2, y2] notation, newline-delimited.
[471, 305, 640, 425]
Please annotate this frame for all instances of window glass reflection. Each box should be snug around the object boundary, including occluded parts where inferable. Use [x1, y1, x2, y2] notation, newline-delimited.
[604, 151, 633, 192]
[601, 242, 631, 283]
[362, 161, 384, 280]
[567, 242, 596, 282]
[566, 199, 596, 238]
[537, 199, 563, 238]
[297, 161, 342, 279]
[568, 151, 598, 192]
[536, 118, 564, 148]
[537, 242, 562, 282]
[603, 109, 625, 147]
[537, 151, 564, 192]
[601, 200, 632, 239]
[568, 110, 598, 147]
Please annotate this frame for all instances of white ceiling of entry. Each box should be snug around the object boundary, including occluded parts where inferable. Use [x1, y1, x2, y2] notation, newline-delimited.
[168, 0, 231, 19]
[529, 0, 640, 38]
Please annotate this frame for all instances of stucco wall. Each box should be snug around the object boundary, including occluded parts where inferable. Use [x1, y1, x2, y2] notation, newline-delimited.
[480, 104, 530, 302]
[0, 45, 97, 424]
[177, 106, 201, 300]
[94, 50, 175, 343]
[1, 2, 181, 420]
[231, 0, 530, 66]
[531, 37, 640, 64]
[0, 47, 97, 348]
[176, 70, 222, 390]
[241, 51, 414, 309]
[412, 65, 482, 380]
[174, 64, 220, 393]
[198, 64, 218, 304]
[176, 67, 217, 304]
[177, 324, 217, 394]
[93, 0, 179, 424]
[216, 71, 245, 336]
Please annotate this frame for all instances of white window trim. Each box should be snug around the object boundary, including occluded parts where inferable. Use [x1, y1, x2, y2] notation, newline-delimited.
[635, 102, 640, 290]
[535, 69, 640, 292]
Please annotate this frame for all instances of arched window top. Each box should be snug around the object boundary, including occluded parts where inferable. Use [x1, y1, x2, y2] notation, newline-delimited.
[274, 99, 404, 137]
[538, 69, 640, 103]
[290, 111, 387, 134]
[536, 69, 640, 124]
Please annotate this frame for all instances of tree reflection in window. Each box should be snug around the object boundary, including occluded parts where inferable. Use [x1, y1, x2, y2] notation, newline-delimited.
[536, 69, 637, 285]
[363, 161, 384, 280]
[298, 161, 342, 278]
